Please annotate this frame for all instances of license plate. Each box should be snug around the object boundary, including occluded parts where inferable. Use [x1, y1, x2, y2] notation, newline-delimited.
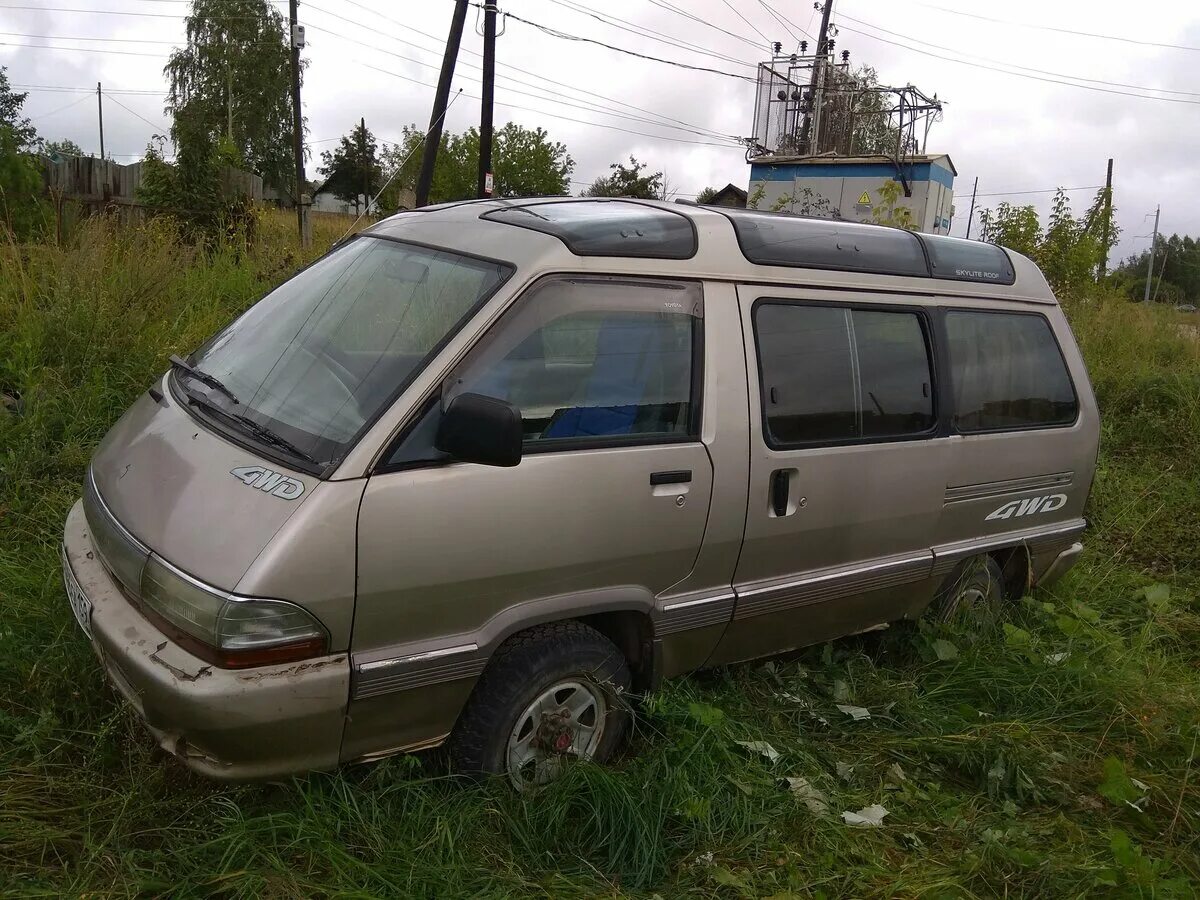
[62, 544, 93, 641]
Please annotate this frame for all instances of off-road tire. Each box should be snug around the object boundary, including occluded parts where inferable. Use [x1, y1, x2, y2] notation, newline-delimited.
[929, 555, 1006, 633]
[448, 621, 632, 783]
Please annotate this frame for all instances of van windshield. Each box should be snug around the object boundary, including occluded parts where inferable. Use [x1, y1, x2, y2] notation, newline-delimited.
[182, 235, 510, 468]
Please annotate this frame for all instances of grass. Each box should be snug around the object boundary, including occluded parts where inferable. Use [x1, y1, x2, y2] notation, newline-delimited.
[2, 210, 1198, 897]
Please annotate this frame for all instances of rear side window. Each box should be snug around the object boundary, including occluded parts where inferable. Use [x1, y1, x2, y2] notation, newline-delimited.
[945, 311, 1077, 432]
[755, 303, 935, 446]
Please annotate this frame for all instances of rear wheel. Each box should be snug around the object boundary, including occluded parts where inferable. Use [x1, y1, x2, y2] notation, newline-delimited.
[449, 621, 632, 790]
[929, 555, 1006, 633]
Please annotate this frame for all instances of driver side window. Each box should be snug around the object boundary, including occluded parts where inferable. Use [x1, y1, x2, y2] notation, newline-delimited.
[452, 276, 702, 447]
[385, 275, 703, 468]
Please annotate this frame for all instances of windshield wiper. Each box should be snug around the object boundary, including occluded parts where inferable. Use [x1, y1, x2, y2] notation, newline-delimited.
[169, 355, 240, 405]
[184, 391, 319, 465]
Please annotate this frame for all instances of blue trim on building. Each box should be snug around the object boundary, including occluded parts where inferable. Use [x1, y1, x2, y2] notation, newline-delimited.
[751, 160, 955, 190]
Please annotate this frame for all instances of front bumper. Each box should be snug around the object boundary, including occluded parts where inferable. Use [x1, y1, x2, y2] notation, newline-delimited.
[62, 500, 350, 781]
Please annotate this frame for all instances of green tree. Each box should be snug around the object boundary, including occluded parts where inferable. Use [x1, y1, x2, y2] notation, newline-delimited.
[695, 186, 720, 204]
[0, 67, 37, 150]
[979, 188, 1119, 299]
[165, 0, 296, 191]
[581, 156, 661, 199]
[871, 179, 916, 229]
[319, 121, 383, 215]
[42, 138, 85, 159]
[576, 157, 662, 199]
[376, 122, 573, 209]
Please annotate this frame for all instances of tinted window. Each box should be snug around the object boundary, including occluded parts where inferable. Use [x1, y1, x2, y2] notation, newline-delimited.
[755, 304, 934, 446]
[481, 201, 696, 259]
[946, 311, 1077, 431]
[854, 310, 936, 437]
[723, 210, 928, 276]
[756, 305, 856, 442]
[921, 234, 1016, 284]
[450, 277, 701, 445]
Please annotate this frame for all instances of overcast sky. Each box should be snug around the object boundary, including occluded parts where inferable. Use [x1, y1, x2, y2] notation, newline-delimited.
[4, 0, 1197, 261]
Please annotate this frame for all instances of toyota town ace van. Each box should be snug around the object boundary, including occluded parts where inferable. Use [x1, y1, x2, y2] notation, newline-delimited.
[61, 198, 1098, 787]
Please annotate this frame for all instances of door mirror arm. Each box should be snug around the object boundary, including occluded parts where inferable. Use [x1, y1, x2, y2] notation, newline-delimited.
[434, 393, 523, 467]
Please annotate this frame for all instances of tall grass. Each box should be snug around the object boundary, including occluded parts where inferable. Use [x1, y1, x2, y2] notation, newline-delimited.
[1, 214, 1197, 896]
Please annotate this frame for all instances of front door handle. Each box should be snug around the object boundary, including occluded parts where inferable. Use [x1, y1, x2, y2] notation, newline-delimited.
[650, 469, 692, 486]
[770, 469, 790, 517]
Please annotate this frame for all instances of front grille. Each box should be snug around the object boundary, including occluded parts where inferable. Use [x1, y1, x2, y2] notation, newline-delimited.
[82, 469, 150, 598]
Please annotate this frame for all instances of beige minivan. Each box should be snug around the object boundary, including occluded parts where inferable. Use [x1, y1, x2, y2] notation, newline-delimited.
[61, 198, 1097, 786]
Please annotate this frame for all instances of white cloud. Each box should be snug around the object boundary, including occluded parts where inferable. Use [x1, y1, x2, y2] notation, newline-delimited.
[4, 0, 1198, 258]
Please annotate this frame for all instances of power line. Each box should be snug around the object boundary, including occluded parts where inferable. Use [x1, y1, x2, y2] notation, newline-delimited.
[29, 92, 92, 121]
[103, 91, 171, 133]
[755, 0, 808, 44]
[951, 185, 1104, 199]
[351, 59, 745, 149]
[493, 8, 757, 83]
[304, 20, 741, 142]
[719, 0, 771, 44]
[643, 0, 765, 52]
[905, 2, 1200, 53]
[17, 83, 167, 95]
[539, 0, 758, 69]
[304, 2, 739, 140]
[832, 20, 1200, 105]
[836, 12, 1200, 98]
[0, 40, 167, 58]
[0, 4, 275, 19]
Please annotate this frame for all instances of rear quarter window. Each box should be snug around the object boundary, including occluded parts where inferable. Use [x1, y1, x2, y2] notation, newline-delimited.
[945, 310, 1078, 432]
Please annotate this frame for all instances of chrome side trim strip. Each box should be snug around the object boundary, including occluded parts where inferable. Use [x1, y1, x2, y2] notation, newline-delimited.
[357, 642, 479, 672]
[930, 518, 1086, 577]
[661, 592, 736, 612]
[944, 471, 1073, 504]
[733, 553, 933, 622]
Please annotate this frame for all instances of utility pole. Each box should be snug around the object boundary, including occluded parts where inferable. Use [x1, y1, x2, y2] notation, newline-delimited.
[288, 0, 310, 248]
[96, 82, 105, 160]
[360, 116, 368, 217]
[965, 176, 978, 239]
[801, 0, 834, 154]
[477, 1, 497, 198]
[1097, 157, 1113, 281]
[1143, 204, 1160, 303]
[417, 0, 469, 207]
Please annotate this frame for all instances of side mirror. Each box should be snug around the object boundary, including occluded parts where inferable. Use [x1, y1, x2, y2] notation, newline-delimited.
[434, 392, 523, 467]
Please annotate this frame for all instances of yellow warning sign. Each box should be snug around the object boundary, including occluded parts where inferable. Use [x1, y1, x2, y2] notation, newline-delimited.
[857, 191, 872, 205]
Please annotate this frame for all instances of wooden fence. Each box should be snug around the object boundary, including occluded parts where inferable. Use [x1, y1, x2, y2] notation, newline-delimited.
[38, 156, 264, 210]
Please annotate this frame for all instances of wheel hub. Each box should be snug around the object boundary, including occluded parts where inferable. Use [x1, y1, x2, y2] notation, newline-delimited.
[507, 679, 607, 790]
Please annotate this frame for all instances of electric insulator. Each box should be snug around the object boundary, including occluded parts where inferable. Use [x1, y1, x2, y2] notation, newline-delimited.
[842, 49, 850, 62]
[773, 41, 782, 54]
[800, 40, 808, 53]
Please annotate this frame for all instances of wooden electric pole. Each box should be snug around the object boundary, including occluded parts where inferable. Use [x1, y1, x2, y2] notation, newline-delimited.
[96, 82, 105, 160]
[1143, 204, 1160, 303]
[417, 0, 469, 207]
[1098, 157, 1113, 281]
[360, 116, 368, 217]
[288, 0, 310, 248]
[477, 1, 497, 198]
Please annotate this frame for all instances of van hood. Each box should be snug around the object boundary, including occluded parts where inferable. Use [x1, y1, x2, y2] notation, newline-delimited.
[89, 376, 314, 592]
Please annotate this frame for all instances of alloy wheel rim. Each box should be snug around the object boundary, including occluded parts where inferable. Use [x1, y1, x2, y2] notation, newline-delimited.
[506, 679, 607, 790]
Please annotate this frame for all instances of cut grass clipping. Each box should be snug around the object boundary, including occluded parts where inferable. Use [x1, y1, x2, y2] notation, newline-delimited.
[2, 211, 1198, 896]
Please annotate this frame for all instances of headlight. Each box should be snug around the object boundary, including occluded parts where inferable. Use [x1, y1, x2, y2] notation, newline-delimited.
[139, 556, 327, 668]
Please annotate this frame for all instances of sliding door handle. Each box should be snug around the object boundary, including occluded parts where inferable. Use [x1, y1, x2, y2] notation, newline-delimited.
[770, 469, 790, 517]
[650, 470, 692, 486]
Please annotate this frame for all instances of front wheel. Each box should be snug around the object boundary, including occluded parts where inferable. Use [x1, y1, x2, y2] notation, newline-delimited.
[449, 622, 632, 790]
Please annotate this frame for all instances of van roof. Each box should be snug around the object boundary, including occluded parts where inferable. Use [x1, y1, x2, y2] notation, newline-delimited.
[365, 197, 1057, 305]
